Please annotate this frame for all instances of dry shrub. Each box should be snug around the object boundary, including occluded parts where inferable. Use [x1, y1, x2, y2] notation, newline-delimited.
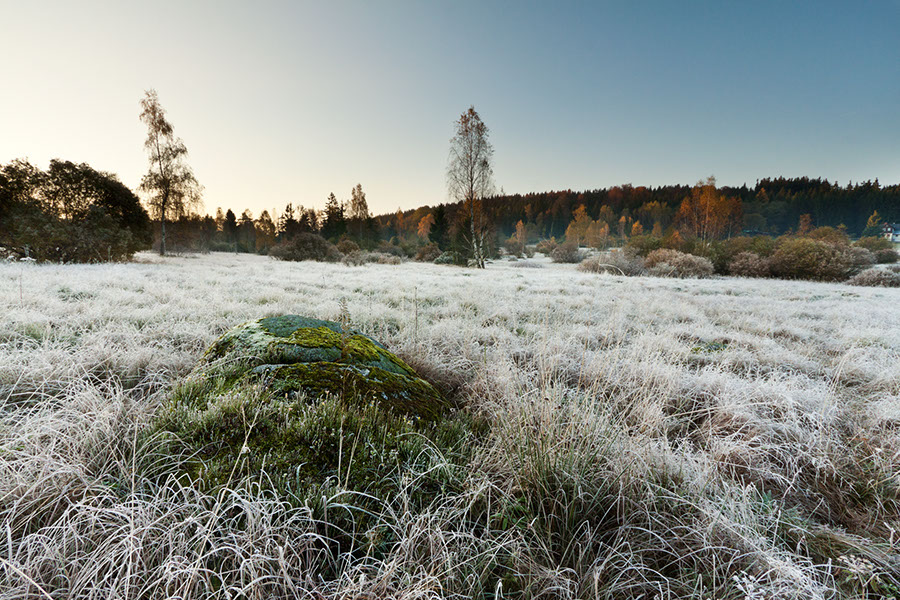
[844, 246, 875, 273]
[846, 267, 900, 287]
[728, 251, 771, 278]
[874, 248, 899, 263]
[579, 250, 645, 276]
[853, 236, 893, 252]
[434, 250, 466, 265]
[415, 243, 441, 262]
[336, 239, 360, 255]
[534, 238, 558, 255]
[269, 233, 342, 262]
[510, 260, 543, 268]
[342, 250, 367, 266]
[645, 248, 714, 278]
[550, 241, 583, 263]
[768, 238, 864, 281]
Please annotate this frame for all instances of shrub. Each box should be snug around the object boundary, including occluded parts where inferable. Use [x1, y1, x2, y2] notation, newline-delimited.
[874, 248, 899, 264]
[550, 241, 582, 263]
[768, 237, 851, 281]
[269, 233, 342, 262]
[854, 236, 893, 252]
[415, 243, 442, 262]
[342, 251, 403, 266]
[708, 237, 770, 274]
[645, 248, 714, 278]
[807, 226, 850, 246]
[503, 236, 524, 257]
[341, 250, 366, 266]
[336, 239, 360, 255]
[434, 250, 466, 266]
[376, 241, 408, 258]
[511, 260, 543, 269]
[846, 267, 900, 287]
[843, 246, 875, 275]
[728, 252, 771, 278]
[369, 252, 403, 265]
[534, 238, 558, 255]
[625, 235, 663, 257]
[579, 250, 645, 276]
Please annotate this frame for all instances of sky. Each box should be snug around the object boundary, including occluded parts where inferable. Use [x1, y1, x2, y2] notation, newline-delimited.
[1, 0, 898, 218]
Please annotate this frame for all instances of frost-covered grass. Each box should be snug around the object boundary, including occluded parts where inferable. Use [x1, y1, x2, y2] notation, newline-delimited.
[1, 251, 899, 599]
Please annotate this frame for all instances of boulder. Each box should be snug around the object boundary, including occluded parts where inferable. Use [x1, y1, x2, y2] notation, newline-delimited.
[150, 315, 458, 497]
[199, 315, 444, 420]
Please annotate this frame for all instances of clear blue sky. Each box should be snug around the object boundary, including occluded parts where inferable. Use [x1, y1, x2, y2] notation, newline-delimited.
[1, 0, 898, 218]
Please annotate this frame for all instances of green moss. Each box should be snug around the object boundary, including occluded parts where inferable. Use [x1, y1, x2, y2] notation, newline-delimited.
[149, 314, 463, 518]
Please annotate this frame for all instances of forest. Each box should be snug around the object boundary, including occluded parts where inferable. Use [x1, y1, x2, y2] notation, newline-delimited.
[137, 176, 900, 257]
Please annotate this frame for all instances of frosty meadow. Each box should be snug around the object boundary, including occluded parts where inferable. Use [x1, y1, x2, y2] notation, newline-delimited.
[1, 252, 899, 598]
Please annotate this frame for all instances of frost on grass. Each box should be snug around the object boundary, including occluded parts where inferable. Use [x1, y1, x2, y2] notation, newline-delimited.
[1, 252, 899, 599]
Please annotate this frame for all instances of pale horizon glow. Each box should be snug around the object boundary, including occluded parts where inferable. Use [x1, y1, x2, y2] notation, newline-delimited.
[1, 1, 898, 219]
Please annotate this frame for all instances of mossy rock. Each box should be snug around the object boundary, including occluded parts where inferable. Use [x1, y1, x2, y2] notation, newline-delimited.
[150, 315, 469, 508]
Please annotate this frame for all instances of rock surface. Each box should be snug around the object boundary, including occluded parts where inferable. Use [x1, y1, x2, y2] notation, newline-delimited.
[199, 315, 445, 420]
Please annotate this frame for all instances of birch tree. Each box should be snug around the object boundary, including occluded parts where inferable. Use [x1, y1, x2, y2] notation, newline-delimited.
[447, 106, 494, 268]
[139, 89, 201, 255]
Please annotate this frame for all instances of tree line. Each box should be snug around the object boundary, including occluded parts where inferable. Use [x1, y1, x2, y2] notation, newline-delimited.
[0, 159, 152, 261]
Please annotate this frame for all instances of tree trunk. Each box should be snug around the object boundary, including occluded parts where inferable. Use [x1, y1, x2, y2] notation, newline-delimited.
[159, 217, 166, 256]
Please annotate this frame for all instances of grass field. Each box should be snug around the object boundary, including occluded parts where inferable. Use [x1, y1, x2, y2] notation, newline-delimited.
[1, 252, 899, 599]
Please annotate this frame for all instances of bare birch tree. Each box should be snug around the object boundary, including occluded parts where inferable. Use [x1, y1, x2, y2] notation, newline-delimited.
[139, 89, 202, 255]
[447, 106, 494, 268]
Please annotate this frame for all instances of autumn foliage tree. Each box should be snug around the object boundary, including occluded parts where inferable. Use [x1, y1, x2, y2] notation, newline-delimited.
[564, 205, 592, 246]
[676, 176, 742, 249]
[417, 213, 435, 240]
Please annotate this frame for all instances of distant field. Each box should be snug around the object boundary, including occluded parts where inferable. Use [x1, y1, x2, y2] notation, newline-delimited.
[1, 252, 898, 599]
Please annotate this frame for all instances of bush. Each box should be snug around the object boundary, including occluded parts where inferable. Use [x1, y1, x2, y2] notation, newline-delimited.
[844, 246, 875, 275]
[578, 250, 645, 276]
[550, 241, 582, 263]
[625, 235, 663, 257]
[368, 252, 403, 265]
[534, 238, 558, 255]
[768, 237, 852, 281]
[645, 248, 714, 278]
[511, 260, 543, 269]
[341, 250, 366, 266]
[342, 251, 403, 266]
[874, 248, 899, 264]
[807, 226, 850, 246]
[854, 236, 893, 252]
[434, 251, 466, 266]
[503, 236, 524, 257]
[415, 243, 441, 262]
[728, 252, 771, 278]
[269, 233, 342, 262]
[336, 239, 360, 255]
[376, 241, 408, 258]
[846, 267, 900, 287]
[708, 237, 772, 274]
[767, 236, 873, 281]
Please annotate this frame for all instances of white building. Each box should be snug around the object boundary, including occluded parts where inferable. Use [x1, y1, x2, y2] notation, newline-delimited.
[883, 223, 900, 243]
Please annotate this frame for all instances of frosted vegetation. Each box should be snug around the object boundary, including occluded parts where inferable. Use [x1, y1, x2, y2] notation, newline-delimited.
[1, 252, 899, 599]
